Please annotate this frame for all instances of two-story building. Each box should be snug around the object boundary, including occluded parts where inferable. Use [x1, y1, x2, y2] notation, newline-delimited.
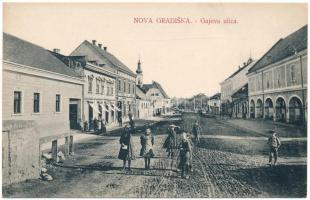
[220, 58, 256, 116]
[51, 51, 118, 128]
[3, 33, 84, 183]
[247, 25, 307, 124]
[208, 93, 221, 115]
[70, 40, 136, 122]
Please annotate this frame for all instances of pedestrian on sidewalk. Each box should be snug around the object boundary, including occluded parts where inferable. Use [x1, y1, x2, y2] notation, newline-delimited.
[177, 132, 192, 179]
[118, 115, 123, 127]
[163, 124, 178, 158]
[192, 120, 202, 145]
[267, 130, 281, 166]
[118, 125, 136, 172]
[140, 128, 155, 169]
[94, 118, 98, 133]
[100, 119, 106, 134]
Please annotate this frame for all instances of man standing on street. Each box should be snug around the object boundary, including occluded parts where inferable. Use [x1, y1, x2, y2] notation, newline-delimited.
[267, 130, 281, 166]
[192, 120, 202, 145]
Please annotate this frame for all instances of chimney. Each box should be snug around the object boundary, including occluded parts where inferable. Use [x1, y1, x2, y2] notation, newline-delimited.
[98, 43, 102, 49]
[243, 62, 246, 67]
[103, 47, 107, 51]
[238, 65, 240, 69]
[53, 48, 60, 54]
[92, 40, 96, 45]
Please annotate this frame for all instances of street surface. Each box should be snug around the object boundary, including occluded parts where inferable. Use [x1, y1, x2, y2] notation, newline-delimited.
[3, 113, 307, 198]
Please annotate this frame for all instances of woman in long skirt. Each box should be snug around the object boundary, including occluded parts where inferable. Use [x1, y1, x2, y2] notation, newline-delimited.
[140, 128, 155, 169]
[178, 132, 192, 179]
[118, 125, 135, 172]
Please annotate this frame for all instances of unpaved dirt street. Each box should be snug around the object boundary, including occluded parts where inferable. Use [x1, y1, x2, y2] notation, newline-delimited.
[3, 113, 307, 198]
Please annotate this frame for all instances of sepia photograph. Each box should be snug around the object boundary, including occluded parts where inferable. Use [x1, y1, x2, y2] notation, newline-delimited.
[2, 2, 308, 198]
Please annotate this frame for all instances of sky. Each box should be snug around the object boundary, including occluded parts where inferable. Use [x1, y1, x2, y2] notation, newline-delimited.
[3, 3, 308, 98]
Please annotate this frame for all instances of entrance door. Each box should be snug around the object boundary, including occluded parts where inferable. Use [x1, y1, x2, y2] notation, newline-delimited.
[69, 104, 78, 129]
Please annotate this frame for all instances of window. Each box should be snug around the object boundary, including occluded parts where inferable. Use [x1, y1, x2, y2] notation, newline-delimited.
[291, 65, 296, 83]
[14, 91, 22, 114]
[96, 79, 100, 94]
[107, 87, 110, 96]
[88, 76, 93, 93]
[33, 93, 40, 113]
[118, 80, 121, 91]
[101, 82, 104, 95]
[132, 85, 135, 94]
[56, 94, 61, 112]
[123, 82, 126, 92]
[111, 86, 114, 95]
[128, 83, 131, 94]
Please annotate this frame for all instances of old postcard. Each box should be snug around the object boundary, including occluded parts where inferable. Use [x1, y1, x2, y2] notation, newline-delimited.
[2, 2, 308, 198]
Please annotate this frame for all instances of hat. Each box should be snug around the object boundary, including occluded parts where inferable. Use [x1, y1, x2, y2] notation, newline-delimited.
[169, 124, 178, 127]
[268, 129, 275, 133]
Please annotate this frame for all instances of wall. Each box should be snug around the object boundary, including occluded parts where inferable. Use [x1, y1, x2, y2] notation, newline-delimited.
[3, 120, 40, 185]
[3, 62, 83, 140]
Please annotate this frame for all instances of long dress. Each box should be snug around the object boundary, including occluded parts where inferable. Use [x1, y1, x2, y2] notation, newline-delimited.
[140, 134, 155, 158]
[118, 132, 136, 160]
[177, 139, 192, 169]
[163, 129, 177, 153]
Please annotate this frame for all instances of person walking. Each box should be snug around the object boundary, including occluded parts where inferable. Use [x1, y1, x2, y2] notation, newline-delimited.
[163, 124, 178, 158]
[118, 125, 135, 172]
[267, 130, 281, 166]
[192, 120, 202, 145]
[140, 128, 155, 169]
[178, 132, 192, 179]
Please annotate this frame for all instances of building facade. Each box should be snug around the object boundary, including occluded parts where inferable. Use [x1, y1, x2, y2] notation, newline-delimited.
[3, 33, 84, 183]
[70, 40, 136, 122]
[231, 84, 248, 118]
[220, 58, 256, 116]
[208, 93, 221, 115]
[247, 25, 307, 124]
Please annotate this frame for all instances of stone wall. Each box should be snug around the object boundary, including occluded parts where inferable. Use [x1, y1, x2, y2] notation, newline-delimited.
[2, 120, 40, 185]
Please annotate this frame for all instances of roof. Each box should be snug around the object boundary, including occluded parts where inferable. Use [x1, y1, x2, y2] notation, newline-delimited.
[141, 81, 169, 99]
[231, 84, 248, 99]
[3, 33, 82, 78]
[223, 58, 257, 82]
[209, 92, 221, 100]
[72, 40, 136, 77]
[136, 86, 147, 100]
[248, 25, 307, 73]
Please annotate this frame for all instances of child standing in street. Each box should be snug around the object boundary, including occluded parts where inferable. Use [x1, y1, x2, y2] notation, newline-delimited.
[178, 132, 192, 179]
[267, 130, 281, 166]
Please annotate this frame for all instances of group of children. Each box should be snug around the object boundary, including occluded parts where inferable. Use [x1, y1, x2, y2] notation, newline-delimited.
[116, 118, 281, 179]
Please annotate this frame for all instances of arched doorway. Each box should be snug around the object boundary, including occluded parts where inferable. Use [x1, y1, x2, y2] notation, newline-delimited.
[256, 99, 263, 118]
[275, 97, 286, 122]
[289, 97, 303, 124]
[264, 98, 274, 120]
[250, 100, 255, 118]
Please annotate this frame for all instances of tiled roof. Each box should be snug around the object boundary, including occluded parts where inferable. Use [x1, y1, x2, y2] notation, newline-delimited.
[136, 86, 147, 100]
[231, 83, 248, 99]
[79, 40, 136, 77]
[223, 58, 257, 82]
[209, 92, 221, 100]
[141, 81, 169, 99]
[3, 33, 81, 78]
[248, 25, 307, 73]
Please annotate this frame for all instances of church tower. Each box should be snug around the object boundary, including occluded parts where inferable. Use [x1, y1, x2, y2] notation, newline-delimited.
[136, 59, 143, 87]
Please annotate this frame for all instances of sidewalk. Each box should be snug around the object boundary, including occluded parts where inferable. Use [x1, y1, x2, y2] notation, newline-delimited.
[225, 118, 307, 138]
[41, 116, 167, 152]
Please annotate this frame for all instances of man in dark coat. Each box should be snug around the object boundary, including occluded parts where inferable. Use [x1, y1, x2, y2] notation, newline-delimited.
[192, 121, 202, 145]
[267, 130, 281, 166]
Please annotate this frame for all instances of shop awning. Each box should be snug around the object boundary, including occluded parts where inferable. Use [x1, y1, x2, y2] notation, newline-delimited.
[89, 103, 101, 114]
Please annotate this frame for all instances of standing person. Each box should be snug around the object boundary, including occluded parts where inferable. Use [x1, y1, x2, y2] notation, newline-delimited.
[178, 132, 192, 179]
[192, 120, 202, 145]
[140, 128, 155, 169]
[163, 124, 178, 158]
[118, 115, 123, 127]
[100, 119, 106, 134]
[118, 125, 135, 172]
[267, 130, 281, 166]
[129, 117, 135, 134]
[94, 118, 98, 133]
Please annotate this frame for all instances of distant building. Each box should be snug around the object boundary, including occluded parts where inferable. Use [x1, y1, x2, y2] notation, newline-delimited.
[247, 25, 307, 124]
[70, 40, 136, 122]
[51, 51, 118, 128]
[220, 57, 256, 116]
[135, 86, 152, 119]
[3, 33, 84, 183]
[231, 84, 248, 118]
[208, 93, 221, 115]
[135, 59, 170, 116]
